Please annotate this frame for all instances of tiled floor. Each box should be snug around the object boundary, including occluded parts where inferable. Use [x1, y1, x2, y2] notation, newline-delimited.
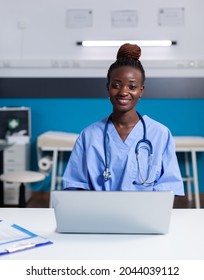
[26, 192, 204, 209]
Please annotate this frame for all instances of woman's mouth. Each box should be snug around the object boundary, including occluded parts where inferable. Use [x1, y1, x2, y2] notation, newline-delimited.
[116, 98, 131, 105]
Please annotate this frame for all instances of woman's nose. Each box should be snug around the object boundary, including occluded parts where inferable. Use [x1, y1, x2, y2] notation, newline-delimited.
[119, 86, 128, 95]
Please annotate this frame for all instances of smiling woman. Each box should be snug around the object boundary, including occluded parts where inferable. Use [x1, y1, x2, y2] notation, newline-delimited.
[62, 43, 184, 196]
[107, 65, 144, 141]
[106, 44, 145, 140]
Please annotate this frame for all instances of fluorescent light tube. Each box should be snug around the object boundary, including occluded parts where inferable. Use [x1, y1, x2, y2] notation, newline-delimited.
[77, 40, 177, 47]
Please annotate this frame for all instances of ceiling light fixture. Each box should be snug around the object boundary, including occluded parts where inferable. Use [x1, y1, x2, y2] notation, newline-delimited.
[76, 40, 177, 47]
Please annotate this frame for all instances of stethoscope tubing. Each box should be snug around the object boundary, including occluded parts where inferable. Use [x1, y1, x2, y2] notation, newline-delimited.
[103, 111, 153, 184]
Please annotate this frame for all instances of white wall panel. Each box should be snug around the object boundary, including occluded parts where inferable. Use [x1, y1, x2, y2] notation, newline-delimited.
[0, 0, 204, 77]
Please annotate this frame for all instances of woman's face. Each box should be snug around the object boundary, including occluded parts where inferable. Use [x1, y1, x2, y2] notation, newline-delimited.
[107, 66, 144, 114]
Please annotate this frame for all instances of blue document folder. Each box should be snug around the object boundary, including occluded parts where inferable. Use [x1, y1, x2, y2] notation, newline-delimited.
[0, 220, 52, 255]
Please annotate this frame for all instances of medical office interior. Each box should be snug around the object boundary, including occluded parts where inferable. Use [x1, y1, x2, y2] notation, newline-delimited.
[0, 0, 204, 209]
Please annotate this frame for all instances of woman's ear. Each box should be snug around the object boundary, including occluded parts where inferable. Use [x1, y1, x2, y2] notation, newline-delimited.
[106, 83, 110, 99]
[140, 85, 145, 98]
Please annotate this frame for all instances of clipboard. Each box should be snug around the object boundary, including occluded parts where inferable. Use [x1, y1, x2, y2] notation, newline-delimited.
[0, 220, 53, 255]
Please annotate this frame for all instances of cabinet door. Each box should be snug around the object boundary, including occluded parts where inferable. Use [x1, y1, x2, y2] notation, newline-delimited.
[4, 145, 27, 166]
[3, 182, 20, 205]
[3, 143, 31, 205]
[4, 164, 25, 173]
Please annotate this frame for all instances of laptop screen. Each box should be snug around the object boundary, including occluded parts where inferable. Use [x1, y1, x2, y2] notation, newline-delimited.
[51, 191, 174, 234]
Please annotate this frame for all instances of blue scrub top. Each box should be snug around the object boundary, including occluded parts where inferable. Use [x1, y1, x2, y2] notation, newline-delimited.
[63, 115, 184, 195]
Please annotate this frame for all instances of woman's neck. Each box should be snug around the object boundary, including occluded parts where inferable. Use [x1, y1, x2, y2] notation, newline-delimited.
[111, 111, 140, 142]
[111, 111, 140, 128]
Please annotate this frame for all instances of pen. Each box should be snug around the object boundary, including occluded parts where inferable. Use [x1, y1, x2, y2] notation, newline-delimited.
[6, 242, 36, 253]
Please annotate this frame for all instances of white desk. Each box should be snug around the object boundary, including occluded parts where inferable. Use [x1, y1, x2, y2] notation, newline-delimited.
[0, 208, 204, 260]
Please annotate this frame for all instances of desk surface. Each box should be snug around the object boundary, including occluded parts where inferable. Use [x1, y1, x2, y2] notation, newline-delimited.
[0, 208, 204, 260]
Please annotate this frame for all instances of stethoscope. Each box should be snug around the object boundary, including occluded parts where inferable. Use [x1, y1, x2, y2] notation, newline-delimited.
[103, 112, 154, 185]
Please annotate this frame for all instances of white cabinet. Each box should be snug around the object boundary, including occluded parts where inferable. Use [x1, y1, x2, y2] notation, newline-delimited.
[3, 143, 31, 205]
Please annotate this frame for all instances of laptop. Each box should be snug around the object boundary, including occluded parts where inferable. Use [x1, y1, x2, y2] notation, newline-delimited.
[51, 190, 174, 234]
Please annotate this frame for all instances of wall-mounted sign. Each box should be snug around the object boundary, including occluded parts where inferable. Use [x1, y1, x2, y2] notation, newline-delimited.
[158, 7, 185, 26]
[111, 10, 138, 28]
[66, 9, 93, 28]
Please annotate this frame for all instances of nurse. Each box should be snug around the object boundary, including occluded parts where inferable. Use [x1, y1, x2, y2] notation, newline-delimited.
[63, 43, 184, 195]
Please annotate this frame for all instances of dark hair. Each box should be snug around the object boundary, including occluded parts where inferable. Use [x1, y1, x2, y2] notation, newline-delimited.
[107, 43, 145, 84]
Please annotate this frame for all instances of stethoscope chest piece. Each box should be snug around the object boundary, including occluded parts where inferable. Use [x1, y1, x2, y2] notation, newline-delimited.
[103, 168, 111, 181]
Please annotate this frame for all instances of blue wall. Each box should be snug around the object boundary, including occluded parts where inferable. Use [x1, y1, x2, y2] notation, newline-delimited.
[1, 98, 204, 192]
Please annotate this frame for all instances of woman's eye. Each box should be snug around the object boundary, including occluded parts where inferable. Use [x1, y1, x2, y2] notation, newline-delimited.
[112, 83, 120, 89]
[129, 85, 136, 90]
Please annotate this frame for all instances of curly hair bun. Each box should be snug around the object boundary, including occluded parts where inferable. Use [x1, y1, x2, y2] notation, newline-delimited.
[116, 43, 141, 61]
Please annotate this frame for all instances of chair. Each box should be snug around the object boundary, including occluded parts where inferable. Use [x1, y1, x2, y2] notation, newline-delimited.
[0, 171, 45, 207]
